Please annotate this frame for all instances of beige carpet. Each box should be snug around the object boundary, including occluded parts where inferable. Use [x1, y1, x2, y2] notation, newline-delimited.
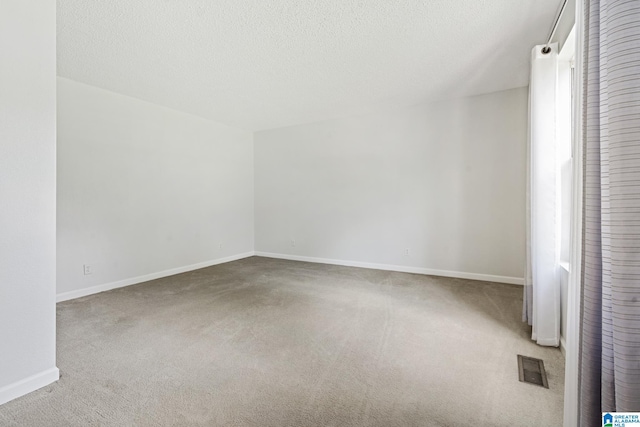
[0, 257, 564, 426]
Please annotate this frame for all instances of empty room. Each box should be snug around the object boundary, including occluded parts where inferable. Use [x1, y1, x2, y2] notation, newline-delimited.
[1, 0, 639, 426]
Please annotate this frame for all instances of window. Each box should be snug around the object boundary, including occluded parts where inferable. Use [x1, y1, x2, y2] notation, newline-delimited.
[558, 27, 575, 269]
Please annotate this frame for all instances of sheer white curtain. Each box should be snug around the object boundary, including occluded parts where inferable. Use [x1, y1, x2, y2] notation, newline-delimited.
[523, 43, 561, 347]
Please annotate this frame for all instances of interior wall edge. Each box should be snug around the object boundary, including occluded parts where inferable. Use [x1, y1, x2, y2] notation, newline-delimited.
[1, 0, 57, 407]
[254, 252, 524, 286]
[56, 252, 255, 303]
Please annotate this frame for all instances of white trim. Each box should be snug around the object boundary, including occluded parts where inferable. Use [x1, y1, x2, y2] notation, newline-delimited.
[56, 252, 255, 302]
[254, 252, 524, 285]
[560, 335, 567, 357]
[559, 26, 576, 61]
[0, 367, 59, 406]
[563, 6, 581, 426]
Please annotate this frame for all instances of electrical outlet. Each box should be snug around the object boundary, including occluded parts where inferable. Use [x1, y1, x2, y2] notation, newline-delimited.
[291, 239, 296, 247]
[83, 264, 93, 275]
[219, 242, 223, 250]
[405, 248, 410, 257]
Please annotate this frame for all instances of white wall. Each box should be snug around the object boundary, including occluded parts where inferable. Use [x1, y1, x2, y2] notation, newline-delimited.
[57, 78, 254, 299]
[255, 87, 527, 283]
[0, 0, 59, 405]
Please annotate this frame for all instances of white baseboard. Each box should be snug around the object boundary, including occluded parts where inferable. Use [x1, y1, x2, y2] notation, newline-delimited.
[254, 252, 524, 285]
[56, 252, 255, 302]
[56, 251, 523, 303]
[0, 367, 59, 406]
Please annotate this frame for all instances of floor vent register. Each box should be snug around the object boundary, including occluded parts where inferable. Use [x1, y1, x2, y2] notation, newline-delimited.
[517, 354, 549, 388]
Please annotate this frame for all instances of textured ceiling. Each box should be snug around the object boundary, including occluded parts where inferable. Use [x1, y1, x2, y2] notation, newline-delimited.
[58, 0, 561, 131]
